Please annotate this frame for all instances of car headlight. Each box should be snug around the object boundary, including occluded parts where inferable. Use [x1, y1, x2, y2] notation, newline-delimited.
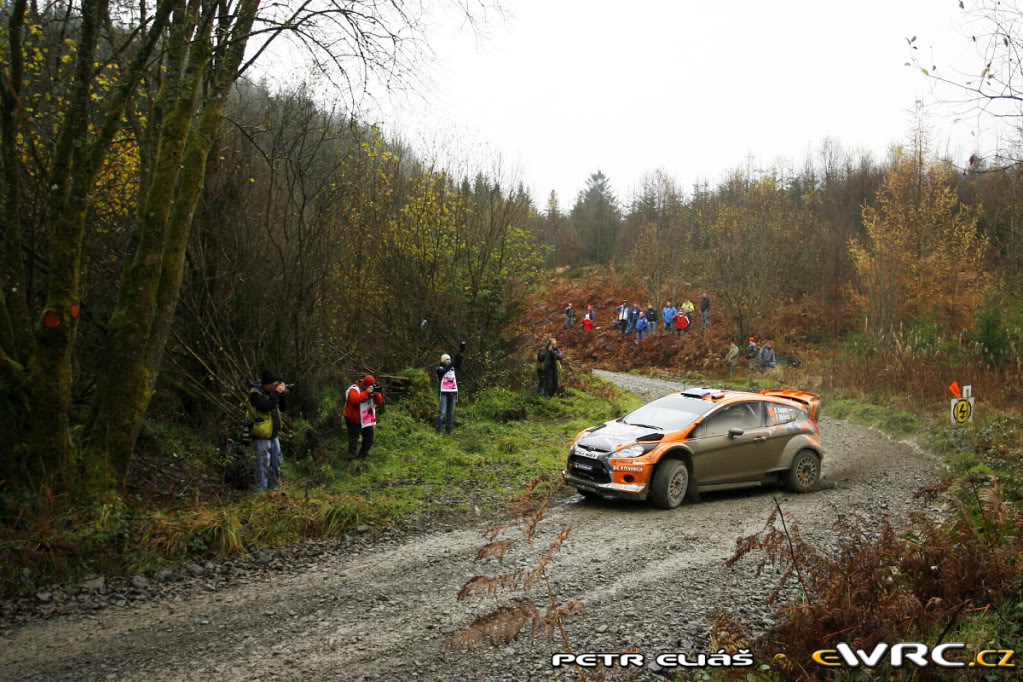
[617, 443, 657, 458]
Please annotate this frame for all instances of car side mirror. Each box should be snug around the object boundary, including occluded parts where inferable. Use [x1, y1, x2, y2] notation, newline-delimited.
[728, 427, 744, 438]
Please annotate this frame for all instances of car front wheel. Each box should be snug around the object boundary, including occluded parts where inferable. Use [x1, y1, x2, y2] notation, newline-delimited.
[785, 449, 820, 493]
[650, 459, 689, 509]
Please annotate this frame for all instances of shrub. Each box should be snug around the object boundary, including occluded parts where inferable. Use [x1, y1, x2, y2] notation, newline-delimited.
[904, 311, 939, 352]
[968, 293, 1010, 367]
[397, 367, 436, 423]
[840, 331, 875, 357]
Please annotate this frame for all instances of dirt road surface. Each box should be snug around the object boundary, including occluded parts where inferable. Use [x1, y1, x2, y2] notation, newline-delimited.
[0, 371, 940, 681]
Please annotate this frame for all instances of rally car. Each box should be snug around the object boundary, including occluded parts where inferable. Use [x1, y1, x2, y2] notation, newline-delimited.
[563, 387, 822, 509]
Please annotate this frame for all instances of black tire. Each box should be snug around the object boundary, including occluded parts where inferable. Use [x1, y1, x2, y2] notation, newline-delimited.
[576, 488, 602, 501]
[650, 459, 690, 509]
[785, 449, 820, 493]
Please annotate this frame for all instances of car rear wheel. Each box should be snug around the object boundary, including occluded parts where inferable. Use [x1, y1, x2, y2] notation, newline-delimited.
[785, 449, 820, 493]
[576, 487, 602, 501]
[650, 459, 689, 509]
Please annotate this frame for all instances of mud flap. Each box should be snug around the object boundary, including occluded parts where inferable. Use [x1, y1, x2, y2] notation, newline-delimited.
[686, 469, 700, 502]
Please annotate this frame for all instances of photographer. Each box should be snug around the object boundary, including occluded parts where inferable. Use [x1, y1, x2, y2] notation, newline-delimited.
[541, 337, 563, 398]
[344, 375, 385, 459]
[248, 369, 289, 490]
[435, 342, 466, 435]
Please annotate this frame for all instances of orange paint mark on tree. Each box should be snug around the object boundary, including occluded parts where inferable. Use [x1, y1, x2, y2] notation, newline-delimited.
[42, 310, 61, 328]
[70, 303, 79, 318]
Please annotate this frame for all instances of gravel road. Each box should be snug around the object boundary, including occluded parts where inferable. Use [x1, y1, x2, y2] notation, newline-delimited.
[0, 371, 940, 681]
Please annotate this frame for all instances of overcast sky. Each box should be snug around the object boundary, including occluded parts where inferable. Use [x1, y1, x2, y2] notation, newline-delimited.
[361, 0, 992, 207]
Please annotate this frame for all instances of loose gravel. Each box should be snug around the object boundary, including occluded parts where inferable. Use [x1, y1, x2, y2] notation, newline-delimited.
[0, 371, 941, 681]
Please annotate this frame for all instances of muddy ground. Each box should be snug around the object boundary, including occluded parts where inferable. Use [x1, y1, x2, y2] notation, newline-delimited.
[0, 371, 940, 681]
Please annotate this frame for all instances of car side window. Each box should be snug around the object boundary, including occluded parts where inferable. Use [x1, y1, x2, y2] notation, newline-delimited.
[766, 403, 801, 426]
[704, 402, 762, 436]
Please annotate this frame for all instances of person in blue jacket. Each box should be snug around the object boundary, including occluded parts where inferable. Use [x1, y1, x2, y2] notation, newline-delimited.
[662, 301, 677, 333]
[635, 312, 649, 342]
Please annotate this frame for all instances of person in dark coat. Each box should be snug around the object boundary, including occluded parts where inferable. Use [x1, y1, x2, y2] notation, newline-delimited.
[248, 368, 288, 490]
[541, 337, 563, 398]
[628, 304, 641, 334]
[700, 293, 711, 328]
[563, 304, 576, 329]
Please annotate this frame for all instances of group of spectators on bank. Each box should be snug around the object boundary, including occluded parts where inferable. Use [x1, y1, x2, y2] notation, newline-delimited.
[563, 294, 713, 340]
[724, 337, 776, 375]
[562, 294, 780, 375]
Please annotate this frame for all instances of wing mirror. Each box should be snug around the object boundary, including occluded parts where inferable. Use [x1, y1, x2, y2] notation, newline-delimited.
[728, 427, 744, 438]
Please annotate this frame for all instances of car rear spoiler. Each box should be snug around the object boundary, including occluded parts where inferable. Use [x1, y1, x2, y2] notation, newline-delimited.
[760, 390, 821, 421]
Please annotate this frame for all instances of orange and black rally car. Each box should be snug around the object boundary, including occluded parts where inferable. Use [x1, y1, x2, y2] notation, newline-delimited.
[563, 387, 823, 509]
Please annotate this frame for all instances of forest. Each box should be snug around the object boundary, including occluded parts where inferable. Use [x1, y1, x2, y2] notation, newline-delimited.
[2, 0, 1023, 572]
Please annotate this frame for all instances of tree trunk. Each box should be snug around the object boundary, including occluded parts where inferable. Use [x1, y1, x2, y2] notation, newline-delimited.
[0, 0, 35, 366]
[20, 0, 104, 492]
[83, 0, 260, 488]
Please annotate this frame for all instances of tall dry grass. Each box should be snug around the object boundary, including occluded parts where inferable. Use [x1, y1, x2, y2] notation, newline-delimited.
[801, 338, 1023, 411]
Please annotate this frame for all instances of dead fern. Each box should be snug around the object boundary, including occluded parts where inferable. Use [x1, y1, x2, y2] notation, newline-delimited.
[475, 539, 515, 563]
[717, 480, 1023, 680]
[444, 597, 540, 649]
[446, 476, 594, 679]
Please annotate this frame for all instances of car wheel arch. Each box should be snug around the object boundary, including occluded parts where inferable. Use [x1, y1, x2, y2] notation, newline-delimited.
[654, 447, 699, 496]
[780, 436, 822, 466]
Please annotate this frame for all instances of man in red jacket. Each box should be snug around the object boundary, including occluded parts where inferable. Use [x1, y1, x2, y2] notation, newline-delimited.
[344, 375, 384, 459]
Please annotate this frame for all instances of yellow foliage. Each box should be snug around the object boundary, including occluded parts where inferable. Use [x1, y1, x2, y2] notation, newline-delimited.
[849, 148, 989, 338]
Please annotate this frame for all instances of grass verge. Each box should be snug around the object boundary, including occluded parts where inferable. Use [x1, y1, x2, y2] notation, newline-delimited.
[0, 372, 640, 596]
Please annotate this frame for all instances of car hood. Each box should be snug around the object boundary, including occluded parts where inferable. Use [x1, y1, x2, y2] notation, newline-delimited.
[576, 421, 660, 453]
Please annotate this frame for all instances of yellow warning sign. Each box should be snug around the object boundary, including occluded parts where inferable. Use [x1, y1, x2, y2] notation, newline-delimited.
[951, 397, 974, 424]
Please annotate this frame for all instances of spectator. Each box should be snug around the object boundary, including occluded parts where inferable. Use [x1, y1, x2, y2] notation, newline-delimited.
[536, 342, 548, 393]
[646, 303, 658, 334]
[700, 293, 711, 328]
[616, 300, 629, 334]
[662, 301, 677, 334]
[541, 337, 563, 398]
[673, 308, 688, 335]
[725, 341, 739, 375]
[248, 368, 288, 490]
[563, 303, 576, 329]
[344, 375, 384, 459]
[636, 312, 649, 342]
[435, 342, 466, 434]
[628, 303, 641, 334]
[759, 341, 777, 374]
[585, 304, 595, 325]
[746, 337, 758, 372]
[582, 315, 593, 332]
[681, 298, 695, 321]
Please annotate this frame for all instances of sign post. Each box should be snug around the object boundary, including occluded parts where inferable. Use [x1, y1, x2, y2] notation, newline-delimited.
[949, 382, 974, 424]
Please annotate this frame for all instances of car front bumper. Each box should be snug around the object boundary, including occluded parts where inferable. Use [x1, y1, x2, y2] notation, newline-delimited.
[562, 469, 649, 500]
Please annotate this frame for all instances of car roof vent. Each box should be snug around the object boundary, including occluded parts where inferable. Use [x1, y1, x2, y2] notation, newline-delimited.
[683, 388, 726, 399]
[681, 388, 714, 398]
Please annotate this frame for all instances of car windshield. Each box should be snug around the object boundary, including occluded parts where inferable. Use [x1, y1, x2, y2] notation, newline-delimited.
[619, 395, 711, 431]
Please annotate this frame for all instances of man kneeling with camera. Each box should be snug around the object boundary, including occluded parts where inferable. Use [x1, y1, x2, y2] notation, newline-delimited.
[344, 375, 384, 460]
